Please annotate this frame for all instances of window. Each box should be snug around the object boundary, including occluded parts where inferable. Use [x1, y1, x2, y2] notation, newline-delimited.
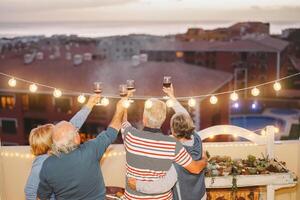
[0, 118, 17, 135]
[22, 94, 47, 112]
[24, 118, 47, 136]
[0, 94, 15, 110]
[54, 97, 72, 113]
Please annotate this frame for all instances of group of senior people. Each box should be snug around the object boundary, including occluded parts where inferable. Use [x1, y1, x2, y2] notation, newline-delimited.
[25, 85, 208, 200]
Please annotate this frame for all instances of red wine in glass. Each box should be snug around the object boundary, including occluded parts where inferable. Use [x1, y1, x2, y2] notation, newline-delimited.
[94, 82, 103, 94]
[163, 76, 171, 88]
[126, 80, 135, 91]
[94, 82, 102, 105]
[119, 84, 128, 97]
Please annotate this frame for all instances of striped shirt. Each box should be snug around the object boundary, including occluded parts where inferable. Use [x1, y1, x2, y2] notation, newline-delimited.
[122, 122, 192, 200]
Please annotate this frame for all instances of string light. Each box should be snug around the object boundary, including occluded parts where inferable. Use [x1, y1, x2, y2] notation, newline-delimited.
[122, 100, 131, 108]
[53, 89, 62, 98]
[230, 92, 239, 101]
[8, 78, 17, 87]
[145, 99, 153, 109]
[188, 98, 196, 107]
[0, 72, 299, 102]
[29, 83, 38, 93]
[166, 99, 174, 107]
[77, 94, 86, 104]
[210, 95, 218, 104]
[273, 82, 282, 91]
[101, 97, 110, 106]
[251, 87, 260, 97]
[274, 127, 280, 133]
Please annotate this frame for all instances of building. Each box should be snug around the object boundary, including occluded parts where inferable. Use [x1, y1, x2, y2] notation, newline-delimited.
[0, 56, 232, 145]
[141, 35, 289, 97]
[176, 22, 270, 42]
[96, 35, 168, 61]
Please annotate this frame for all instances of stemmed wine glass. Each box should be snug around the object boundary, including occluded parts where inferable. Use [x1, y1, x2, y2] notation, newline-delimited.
[119, 84, 128, 97]
[126, 80, 135, 102]
[163, 76, 172, 99]
[94, 82, 102, 105]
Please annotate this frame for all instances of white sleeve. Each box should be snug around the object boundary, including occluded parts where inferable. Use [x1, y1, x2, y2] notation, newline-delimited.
[136, 165, 178, 195]
[172, 99, 190, 115]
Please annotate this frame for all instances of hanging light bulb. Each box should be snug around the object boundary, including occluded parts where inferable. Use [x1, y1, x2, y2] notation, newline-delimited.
[29, 84, 38, 93]
[274, 127, 280, 133]
[101, 97, 110, 106]
[53, 89, 62, 98]
[145, 99, 153, 109]
[251, 87, 260, 97]
[210, 95, 218, 104]
[122, 99, 131, 108]
[8, 78, 17, 87]
[77, 94, 86, 104]
[273, 82, 282, 91]
[230, 92, 239, 101]
[188, 98, 196, 107]
[166, 99, 174, 107]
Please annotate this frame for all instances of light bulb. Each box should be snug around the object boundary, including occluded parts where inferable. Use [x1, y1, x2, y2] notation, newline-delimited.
[210, 95, 218, 104]
[122, 100, 131, 108]
[188, 98, 196, 107]
[53, 89, 62, 98]
[77, 94, 86, 104]
[251, 87, 260, 97]
[274, 127, 279, 133]
[230, 92, 239, 101]
[101, 97, 110, 106]
[261, 130, 266, 136]
[145, 99, 153, 109]
[166, 99, 174, 107]
[273, 82, 281, 91]
[29, 84, 38, 93]
[8, 78, 17, 87]
[233, 102, 239, 109]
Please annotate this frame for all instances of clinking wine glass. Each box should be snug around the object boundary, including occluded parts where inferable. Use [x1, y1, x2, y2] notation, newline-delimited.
[119, 84, 128, 97]
[126, 80, 135, 103]
[93, 82, 102, 105]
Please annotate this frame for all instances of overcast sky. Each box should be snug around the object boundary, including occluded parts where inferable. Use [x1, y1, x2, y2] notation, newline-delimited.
[1, 0, 300, 22]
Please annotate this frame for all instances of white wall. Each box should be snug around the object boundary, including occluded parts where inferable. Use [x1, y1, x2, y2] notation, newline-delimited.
[0, 142, 299, 200]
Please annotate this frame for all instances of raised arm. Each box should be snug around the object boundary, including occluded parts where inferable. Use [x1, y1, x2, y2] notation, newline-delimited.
[130, 165, 178, 195]
[69, 94, 100, 129]
[163, 84, 189, 115]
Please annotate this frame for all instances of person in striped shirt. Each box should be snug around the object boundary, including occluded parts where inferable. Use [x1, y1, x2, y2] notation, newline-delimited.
[121, 94, 207, 200]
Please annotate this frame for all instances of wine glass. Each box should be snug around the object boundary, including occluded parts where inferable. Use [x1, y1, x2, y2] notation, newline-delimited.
[126, 80, 135, 102]
[119, 84, 128, 97]
[163, 76, 171, 88]
[94, 82, 102, 105]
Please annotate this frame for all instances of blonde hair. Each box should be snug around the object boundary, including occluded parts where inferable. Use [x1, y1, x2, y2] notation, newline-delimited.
[171, 113, 195, 139]
[143, 98, 167, 129]
[29, 124, 54, 156]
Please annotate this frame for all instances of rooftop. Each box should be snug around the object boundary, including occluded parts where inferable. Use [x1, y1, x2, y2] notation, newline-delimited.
[143, 35, 289, 53]
[0, 59, 232, 98]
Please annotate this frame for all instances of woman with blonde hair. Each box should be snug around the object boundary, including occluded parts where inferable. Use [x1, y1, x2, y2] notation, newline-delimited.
[24, 95, 100, 200]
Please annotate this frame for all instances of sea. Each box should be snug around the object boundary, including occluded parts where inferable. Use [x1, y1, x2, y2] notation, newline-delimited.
[0, 20, 300, 38]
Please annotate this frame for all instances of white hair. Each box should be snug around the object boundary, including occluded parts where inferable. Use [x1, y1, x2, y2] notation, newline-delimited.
[143, 98, 167, 129]
[51, 122, 79, 157]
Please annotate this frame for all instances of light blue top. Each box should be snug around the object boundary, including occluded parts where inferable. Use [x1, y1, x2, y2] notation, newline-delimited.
[24, 106, 91, 200]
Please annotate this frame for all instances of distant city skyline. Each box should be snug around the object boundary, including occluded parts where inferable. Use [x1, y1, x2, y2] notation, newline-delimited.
[1, 0, 300, 22]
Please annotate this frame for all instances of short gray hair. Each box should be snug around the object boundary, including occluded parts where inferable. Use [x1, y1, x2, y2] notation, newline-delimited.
[51, 129, 79, 157]
[143, 98, 167, 128]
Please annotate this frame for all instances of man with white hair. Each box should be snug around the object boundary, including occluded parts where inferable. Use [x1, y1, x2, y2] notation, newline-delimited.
[121, 97, 207, 200]
[37, 99, 126, 200]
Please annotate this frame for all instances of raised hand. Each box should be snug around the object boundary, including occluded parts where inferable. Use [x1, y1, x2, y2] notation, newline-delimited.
[163, 84, 175, 98]
[86, 94, 101, 109]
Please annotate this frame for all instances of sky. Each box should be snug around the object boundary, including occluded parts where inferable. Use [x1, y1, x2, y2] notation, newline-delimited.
[0, 0, 300, 22]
